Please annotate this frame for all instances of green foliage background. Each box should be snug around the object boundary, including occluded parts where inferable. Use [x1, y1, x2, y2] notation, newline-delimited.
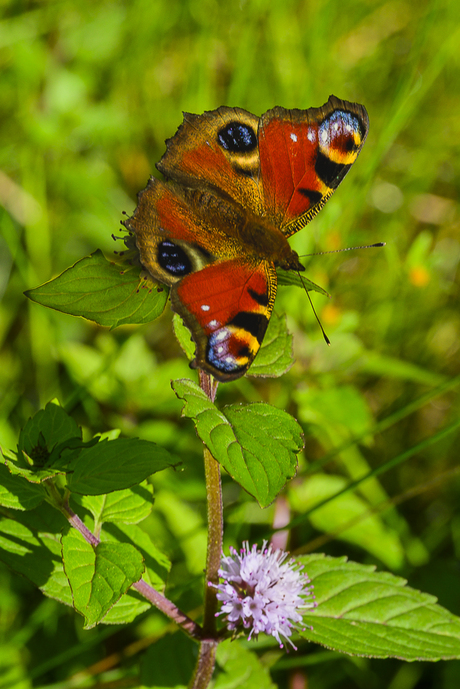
[1, 0, 459, 687]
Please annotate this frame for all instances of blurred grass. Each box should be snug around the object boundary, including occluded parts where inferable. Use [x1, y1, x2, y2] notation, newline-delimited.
[1, 0, 460, 686]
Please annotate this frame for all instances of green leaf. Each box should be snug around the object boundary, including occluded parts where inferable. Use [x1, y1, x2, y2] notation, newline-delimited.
[103, 522, 170, 624]
[215, 639, 276, 689]
[0, 517, 73, 607]
[25, 249, 168, 328]
[172, 379, 303, 507]
[249, 312, 294, 378]
[90, 522, 171, 624]
[101, 522, 170, 624]
[5, 401, 106, 485]
[67, 437, 175, 495]
[106, 522, 170, 587]
[0, 462, 45, 510]
[62, 529, 144, 628]
[277, 268, 330, 296]
[173, 312, 196, 361]
[6, 450, 66, 483]
[76, 482, 154, 526]
[101, 588, 151, 625]
[301, 554, 460, 660]
[4, 400, 86, 483]
[18, 400, 81, 457]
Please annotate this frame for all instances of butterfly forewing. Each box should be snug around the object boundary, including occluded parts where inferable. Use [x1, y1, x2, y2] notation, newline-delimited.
[259, 96, 369, 237]
[157, 106, 265, 217]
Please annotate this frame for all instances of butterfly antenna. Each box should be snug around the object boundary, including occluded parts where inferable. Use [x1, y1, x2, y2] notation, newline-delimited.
[301, 241, 385, 258]
[295, 242, 385, 344]
[298, 272, 331, 346]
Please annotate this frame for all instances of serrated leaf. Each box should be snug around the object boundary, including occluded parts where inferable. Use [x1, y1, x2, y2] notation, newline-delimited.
[249, 312, 294, 378]
[300, 554, 460, 660]
[25, 249, 168, 328]
[19, 400, 81, 456]
[0, 517, 73, 606]
[62, 529, 144, 628]
[172, 379, 303, 507]
[277, 268, 330, 296]
[102, 588, 151, 624]
[104, 522, 170, 591]
[76, 482, 154, 525]
[5, 401, 83, 482]
[67, 437, 175, 494]
[6, 452, 67, 483]
[173, 312, 195, 361]
[0, 462, 45, 510]
[101, 522, 170, 624]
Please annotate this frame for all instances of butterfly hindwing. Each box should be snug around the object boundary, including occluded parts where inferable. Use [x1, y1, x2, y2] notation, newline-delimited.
[172, 259, 277, 381]
[127, 178, 215, 286]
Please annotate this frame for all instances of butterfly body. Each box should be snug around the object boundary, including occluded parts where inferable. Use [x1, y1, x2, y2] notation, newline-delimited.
[124, 96, 369, 381]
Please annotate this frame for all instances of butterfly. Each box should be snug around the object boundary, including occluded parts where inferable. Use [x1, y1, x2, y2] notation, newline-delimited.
[123, 95, 369, 382]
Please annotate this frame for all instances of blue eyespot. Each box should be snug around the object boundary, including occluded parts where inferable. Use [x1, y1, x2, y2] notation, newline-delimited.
[218, 122, 257, 153]
[157, 240, 191, 276]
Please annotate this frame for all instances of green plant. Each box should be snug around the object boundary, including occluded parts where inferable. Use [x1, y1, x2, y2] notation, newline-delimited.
[2, 1, 460, 687]
[0, 247, 457, 687]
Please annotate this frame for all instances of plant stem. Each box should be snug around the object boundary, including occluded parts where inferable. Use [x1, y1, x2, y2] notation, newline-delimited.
[189, 640, 218, 689]
[199, 371, 223, 634]
[202, 447, 223, 633]
[188, 371, 223, 689]
[133, 580, 201, 637]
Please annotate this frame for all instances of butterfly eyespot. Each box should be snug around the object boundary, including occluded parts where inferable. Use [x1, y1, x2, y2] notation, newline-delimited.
[319, 111, 364, 155]
[217, 122, 257, 153]
[207, 328, 243, 374]
[157, 240, 191, 276]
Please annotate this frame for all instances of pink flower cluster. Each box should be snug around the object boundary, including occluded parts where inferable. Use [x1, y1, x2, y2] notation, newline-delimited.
[214, 541, 316, 649]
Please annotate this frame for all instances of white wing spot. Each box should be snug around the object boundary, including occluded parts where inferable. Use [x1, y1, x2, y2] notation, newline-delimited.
[217, 346, 224, 354]
[215, 330, 228, 342]
[290, 132, 298, 143]
[307, 129, 315, 142]
[201, 304, 210, 311]
[333, 122, 339, 132]
[209, 319, 218, 328]
[345, 123, 352, 133]
[320, 129, 328, 144]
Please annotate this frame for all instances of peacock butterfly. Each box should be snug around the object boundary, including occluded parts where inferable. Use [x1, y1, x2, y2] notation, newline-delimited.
[123, 95, 369, 382]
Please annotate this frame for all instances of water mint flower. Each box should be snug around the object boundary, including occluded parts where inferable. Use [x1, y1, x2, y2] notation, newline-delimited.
[214, 541, 316, 649]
